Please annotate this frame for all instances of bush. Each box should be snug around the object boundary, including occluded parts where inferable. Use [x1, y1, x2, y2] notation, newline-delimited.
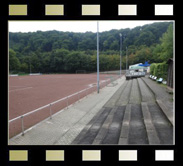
[150, 63, 156, 75]
[150, 62, 168, 80]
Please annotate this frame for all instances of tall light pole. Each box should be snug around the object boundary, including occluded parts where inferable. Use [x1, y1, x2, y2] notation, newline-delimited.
[126, 46, 128, 71]
[97, 21, 100, 93]
[119, 33, 122, 77]
[29, 58, 31, 74]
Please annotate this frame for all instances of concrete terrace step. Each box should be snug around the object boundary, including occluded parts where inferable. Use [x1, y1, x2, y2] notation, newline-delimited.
[137, 78, 155, 103]
[147, 102, 173, 144]
[71, 107, 112, 144]
[141, 77, 174, 126]
[142, 77, 173, 113]
[138, 77, 173, 144]
[128, 104, 148, 145]
[103, 80, 128, 108]
[71, 107, 106, 145]
[101, 106, 126, 144]
[118, 104, 131, 144]
[141, 102, 160, 145]
[71, 77, 173, 145]
[156, 99, 174, 126]
[72, 79, 131, 145]
[129, 79, 141, 104]
[116, 80, 132, 106]
[92, 107, 118, 145]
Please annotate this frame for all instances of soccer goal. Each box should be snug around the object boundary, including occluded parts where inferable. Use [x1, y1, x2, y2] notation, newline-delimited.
[76, 70, 86, 74]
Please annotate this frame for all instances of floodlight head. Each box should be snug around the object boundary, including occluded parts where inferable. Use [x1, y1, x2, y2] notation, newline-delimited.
[119, 33, 122, 37]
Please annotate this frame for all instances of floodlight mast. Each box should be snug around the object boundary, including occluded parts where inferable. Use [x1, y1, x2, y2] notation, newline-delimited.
[126, 46, 128, 71]
[29, 58, 31, 74]
[97, 21, 100, 93]
[119, 33, 122, 78]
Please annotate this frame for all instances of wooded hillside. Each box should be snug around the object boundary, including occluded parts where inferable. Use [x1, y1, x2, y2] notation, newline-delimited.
[9, 22, 173, 74]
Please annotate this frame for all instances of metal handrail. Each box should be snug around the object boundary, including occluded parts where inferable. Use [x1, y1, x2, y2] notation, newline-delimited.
[9, 86, 93, 123]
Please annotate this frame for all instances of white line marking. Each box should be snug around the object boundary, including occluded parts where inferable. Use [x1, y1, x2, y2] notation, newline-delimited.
[10, 85, 28, 87]
[9, 87, 33, 92]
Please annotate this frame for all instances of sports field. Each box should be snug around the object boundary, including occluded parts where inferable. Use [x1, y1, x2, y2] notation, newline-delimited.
[9, 73, 118, 138]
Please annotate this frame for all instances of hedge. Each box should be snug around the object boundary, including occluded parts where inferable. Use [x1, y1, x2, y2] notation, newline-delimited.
[150, 62, 168, 80]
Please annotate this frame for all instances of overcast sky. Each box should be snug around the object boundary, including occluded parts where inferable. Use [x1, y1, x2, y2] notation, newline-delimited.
[9, 20, 172, 33]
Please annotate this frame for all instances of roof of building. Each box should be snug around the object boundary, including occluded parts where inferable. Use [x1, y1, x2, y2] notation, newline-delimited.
[167, 58, 173, 64]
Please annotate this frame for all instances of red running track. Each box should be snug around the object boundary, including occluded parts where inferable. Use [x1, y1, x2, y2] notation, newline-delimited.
[9, 74, 118, 138]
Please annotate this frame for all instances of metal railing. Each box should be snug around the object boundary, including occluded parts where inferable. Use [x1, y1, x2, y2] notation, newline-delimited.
[9, 75, 120, 137]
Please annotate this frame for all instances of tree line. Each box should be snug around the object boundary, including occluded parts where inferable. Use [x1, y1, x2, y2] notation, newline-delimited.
[9, 22, 173, 74]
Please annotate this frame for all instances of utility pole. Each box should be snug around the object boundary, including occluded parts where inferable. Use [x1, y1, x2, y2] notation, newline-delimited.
[119, 33, 122, 77]
[97, 21, 100, 93]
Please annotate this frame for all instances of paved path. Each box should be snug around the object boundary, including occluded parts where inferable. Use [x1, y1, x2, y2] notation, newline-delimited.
[9, 76, 125, 145]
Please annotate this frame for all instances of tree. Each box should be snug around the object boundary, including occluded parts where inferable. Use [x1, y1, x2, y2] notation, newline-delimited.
[159, 24, 173, 61]
[20, 63, 29, 73]
[50, 49, 69, 72]
[134, 31, 156, 46]
[110, 40, 119, 50]
[9, 49, 20, 72]
[151, 24, 173, 63]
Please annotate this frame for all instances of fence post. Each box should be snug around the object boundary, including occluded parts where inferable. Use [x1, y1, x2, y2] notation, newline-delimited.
[78, 92, 80, 101]
[21, 116, 24, 136]
[49, 104, 52, 119]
